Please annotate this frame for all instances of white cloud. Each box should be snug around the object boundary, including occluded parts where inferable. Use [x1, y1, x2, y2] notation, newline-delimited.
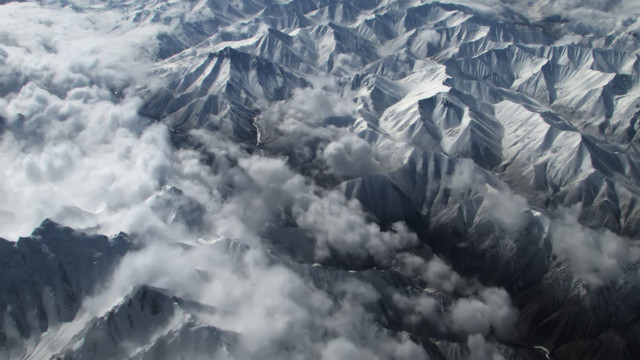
[0, 7, 429, 350]
[0, 1, 173, 240]
[322, 134, 383, 177]
[259, 86, 356, 138]
[465, 334, 505, 360]
[294, 191, 419, 265]
[550, 206, 640, 287]
[486, 189, 531, 230]
[322, 338, 379, 360]
[80, 239, 428, 360]
[395, 253, 479, 295]
[392, 292, 439, 325]
[392, 253, 519, 341]
[449, 287, 518, 339]
[6, 0, 634, 358]
[450, 0, 640, 37]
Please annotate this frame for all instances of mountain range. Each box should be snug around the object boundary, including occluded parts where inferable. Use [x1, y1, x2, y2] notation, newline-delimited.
[1, 0, 640, 359]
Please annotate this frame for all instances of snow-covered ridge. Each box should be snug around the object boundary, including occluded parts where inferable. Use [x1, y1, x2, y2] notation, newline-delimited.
[2, 0, 640, 359]
[0, 220, 131, 358]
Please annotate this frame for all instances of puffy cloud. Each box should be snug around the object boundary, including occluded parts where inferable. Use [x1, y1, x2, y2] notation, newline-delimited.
[392, 253, 519, 341]
[395, 253, 474, 295]
[448, 159, 531, 231]
[79, 239, 428, 360]
[321, 338, 379, 360]
[465, 334, 505, 360]
[5, 0, 617, 358]
[294, 191, 419, 265]
[485, 189, 531, 230]
[392, 292, 439, 326]
[449, 287, 518, 339]
[331, 53, 362, 76]
[259, 86, 356, 139]
[450, 0, 640, 37]
[256, 86, 363, 173]
[550, 206, 640, 287]
[322, 134, 383, 177]
[0, 5, 428, 353]
[0, 1, 176, 240]
[0, 2, 164, 98]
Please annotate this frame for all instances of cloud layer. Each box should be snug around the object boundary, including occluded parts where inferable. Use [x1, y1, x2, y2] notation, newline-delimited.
[0, 3, 436, 358]
[3, 0, 639, 358]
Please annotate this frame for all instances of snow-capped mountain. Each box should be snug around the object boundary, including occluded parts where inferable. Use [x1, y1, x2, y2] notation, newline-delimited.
[1, 0, 640, 359]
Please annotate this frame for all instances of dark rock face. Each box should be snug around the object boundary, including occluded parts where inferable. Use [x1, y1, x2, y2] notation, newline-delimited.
[0, 220, 131, 351]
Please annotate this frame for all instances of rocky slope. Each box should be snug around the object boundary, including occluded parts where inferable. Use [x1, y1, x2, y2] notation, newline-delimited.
[1, 0, 640, 359]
